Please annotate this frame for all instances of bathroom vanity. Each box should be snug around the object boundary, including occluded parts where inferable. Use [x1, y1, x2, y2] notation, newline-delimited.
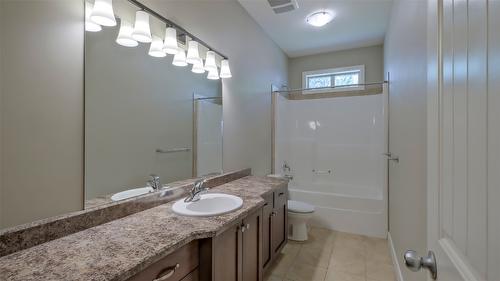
[125, 183, 288, 281]
[0, 173, 288, 281]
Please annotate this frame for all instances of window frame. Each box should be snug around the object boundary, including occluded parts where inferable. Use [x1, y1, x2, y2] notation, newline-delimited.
[301, 65, 365, 94]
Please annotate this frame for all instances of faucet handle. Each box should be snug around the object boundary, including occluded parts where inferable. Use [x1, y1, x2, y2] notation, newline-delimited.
[194, 178, 207, 189]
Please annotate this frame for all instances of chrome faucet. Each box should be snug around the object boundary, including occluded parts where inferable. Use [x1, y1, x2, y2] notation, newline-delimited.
[149, 174, 161, 191]
[184, 179, 209, 202]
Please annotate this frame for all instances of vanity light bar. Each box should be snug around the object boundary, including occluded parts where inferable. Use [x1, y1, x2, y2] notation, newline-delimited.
[126, 0, 228, 60]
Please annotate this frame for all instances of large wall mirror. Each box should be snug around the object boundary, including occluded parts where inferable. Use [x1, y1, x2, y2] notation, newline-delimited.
[85, 16, 223, 208]
[0, 0, 224, 230]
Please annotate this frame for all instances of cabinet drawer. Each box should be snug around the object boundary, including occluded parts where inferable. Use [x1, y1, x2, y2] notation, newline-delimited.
[127, 241, 199, 281]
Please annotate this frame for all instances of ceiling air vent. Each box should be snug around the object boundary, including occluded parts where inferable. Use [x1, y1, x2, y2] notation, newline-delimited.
[267, 0, 299, 14]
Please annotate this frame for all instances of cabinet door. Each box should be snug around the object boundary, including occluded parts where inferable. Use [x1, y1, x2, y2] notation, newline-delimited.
[242, 210, 262, 281]
[213, 224, 242, 281]
[261, 194, 273, 270]
[272, 187, 287, 254]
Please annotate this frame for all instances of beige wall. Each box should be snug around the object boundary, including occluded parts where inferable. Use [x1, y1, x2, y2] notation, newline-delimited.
[384, 1, 427, 281]
[0, 0, 84, 228]
[288, 45, 384, 90]
[0, 0, 287, 228]
[143, 0, 288, 177]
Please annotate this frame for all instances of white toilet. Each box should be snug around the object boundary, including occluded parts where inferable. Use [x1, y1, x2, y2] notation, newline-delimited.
[287, 200, 315, 241]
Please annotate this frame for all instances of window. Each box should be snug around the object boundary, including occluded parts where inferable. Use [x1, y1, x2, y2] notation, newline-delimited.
[302, 65, 365, 94]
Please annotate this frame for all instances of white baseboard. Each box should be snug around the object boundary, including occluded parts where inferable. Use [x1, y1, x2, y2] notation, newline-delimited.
[388, 232, 405, 281]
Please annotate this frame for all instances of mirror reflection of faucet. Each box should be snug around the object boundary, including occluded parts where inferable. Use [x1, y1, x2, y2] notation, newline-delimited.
[149, 174, 162, 191]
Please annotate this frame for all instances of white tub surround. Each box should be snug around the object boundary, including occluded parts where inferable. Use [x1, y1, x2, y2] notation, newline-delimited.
[274, 88, 388, 238]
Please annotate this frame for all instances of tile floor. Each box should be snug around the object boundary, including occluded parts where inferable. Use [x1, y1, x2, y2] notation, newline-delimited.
[264, 227, 396, 281]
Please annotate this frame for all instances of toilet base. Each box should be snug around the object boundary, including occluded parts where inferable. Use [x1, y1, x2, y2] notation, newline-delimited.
[288, 212, 313, 241]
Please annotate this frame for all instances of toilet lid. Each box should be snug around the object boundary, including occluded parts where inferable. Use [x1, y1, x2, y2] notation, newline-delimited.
[288, 200, 315, 213]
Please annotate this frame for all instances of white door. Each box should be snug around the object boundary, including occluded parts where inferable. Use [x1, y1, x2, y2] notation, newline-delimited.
[424, 0, 500, 280]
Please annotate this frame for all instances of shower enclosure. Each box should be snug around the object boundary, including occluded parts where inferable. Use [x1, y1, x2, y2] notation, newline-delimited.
[273, 83, 388, 238]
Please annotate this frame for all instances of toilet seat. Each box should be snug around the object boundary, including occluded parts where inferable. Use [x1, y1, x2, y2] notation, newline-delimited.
[288, 200, 315, 213]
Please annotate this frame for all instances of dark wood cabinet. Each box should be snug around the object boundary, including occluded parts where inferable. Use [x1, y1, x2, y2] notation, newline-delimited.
[212, 209, 263, 281]
[261, 193, 273, 270]
[242, 210, 262, 281]
[213, 224, 241, 281]
[262, 186, 288, 273]
[271, 187, 288, 255]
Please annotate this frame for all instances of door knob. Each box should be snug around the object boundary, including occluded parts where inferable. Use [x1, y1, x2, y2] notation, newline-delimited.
[404, 250, 437, 280]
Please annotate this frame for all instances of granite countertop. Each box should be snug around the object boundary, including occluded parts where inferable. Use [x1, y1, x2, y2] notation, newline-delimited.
[0, 176, 287, 281]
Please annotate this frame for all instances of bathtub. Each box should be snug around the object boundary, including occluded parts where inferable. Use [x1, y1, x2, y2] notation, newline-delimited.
[288, 181, 387, 238]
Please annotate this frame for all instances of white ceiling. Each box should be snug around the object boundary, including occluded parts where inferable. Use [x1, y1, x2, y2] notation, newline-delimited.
[238, 0, 393, 58]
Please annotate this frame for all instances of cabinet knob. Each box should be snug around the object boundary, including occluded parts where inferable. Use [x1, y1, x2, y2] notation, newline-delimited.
[241, 224, 246, 233]
[246, 223, 250, 229]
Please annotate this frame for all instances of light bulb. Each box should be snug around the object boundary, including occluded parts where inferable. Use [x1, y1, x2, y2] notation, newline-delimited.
[85, 2, 102, 32]
[192, 58, 206, 74]
[204, 51, 217, 72]
[116, 19, 138, 47]
[132, 11, 152, 43]
[207, 68, 220, 80]
[220, 60, 232, 78]
[163, 27, 178, 55]
[186, 41, 200, 64]
[149, 36, 166, 57]
[172, 48, 188, 67]
[90, 0, 116, 27]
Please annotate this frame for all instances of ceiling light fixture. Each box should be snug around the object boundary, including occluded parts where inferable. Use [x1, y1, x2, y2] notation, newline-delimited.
[172, 48, 188, 67]
[163, 27, 179, 55]
[204, 51, 217, 72]
[207, 69, 220, 80]
[192, 58, 206, 74]
[306, 11, 334, 27]
[132, 11, 152, 43]
[90, 0, 116, 27]
[219, 60, 232, 79]
[186, 40, 201, 65]
[116, 20, 138, 47]
[85, 2, 102, 32]
[149, 36, 167, 57]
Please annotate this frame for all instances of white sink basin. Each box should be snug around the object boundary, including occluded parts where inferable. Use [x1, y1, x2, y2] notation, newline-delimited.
[172, 193, 243, 217]
[111, 186, 154, 201]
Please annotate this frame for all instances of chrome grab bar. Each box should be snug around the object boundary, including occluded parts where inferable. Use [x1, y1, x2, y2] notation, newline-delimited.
[155, 148, 191, 154]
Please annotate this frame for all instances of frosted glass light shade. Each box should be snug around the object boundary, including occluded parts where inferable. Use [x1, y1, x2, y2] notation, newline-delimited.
[163, 27, 179, 55]
[172, 49, 188, 67]
[116, 20, 138, 47]
[186, 41, 200, 64]
[192, 58, 206, 74]
[132, 11, 152, 43]
[90, 0, 116, 27]
[204, 51, 217, 72]
[220, 60, 232, 78]
[85, 2, 102, 32]
[207, 69, 220, 80]
[149, 36, 166, 57]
